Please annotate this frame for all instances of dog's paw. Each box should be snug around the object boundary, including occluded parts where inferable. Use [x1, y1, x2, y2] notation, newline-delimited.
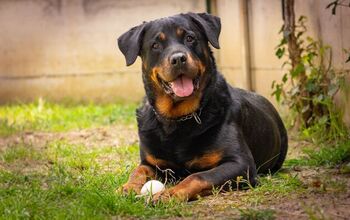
[117, 182, 142, 195]
[152, 189, 173, 203]
[152, 188, 187, 204]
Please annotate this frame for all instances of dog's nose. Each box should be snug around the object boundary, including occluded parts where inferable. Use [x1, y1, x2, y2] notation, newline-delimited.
[170, 52, 187, 67]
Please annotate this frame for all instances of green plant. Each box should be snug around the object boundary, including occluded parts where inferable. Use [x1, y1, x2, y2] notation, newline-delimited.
[0, 143, 42, 163]
[0, 140, 189, 219]
[272, 16, 349, 141]
[238, 208, 276, 220]
[284, 140, 350, 167]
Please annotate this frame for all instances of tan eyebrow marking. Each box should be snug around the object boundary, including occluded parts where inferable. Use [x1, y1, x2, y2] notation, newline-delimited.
[159, 32, 166, 41]
[176, 28, 184, 36]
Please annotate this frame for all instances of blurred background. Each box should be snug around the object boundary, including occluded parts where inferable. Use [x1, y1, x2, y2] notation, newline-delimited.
[0, 0, 349, 122]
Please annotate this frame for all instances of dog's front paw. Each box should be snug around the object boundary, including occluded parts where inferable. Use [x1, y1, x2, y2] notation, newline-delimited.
[118, 182, 142, 195]
[152, 189, 173, 203]
[152, 188, 187, 204]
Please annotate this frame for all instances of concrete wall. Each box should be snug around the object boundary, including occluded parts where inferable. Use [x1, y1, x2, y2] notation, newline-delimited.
[0, 0, 206, 103]
[216, 0, 349, 100]
[252, 0, 350, 121]
[0, 0, 349, 122]
[215, 0, 350, 123]
[215, 0, 243, 87]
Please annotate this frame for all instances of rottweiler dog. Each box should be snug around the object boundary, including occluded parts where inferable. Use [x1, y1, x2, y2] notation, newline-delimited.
[117, 12, 288, 202]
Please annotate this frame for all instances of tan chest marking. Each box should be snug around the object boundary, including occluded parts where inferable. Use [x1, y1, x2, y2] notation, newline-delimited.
[155, 93, 201, 118]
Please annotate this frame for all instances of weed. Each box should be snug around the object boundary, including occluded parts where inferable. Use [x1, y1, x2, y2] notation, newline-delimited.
[242, 173, 304, 206]
[0, 143, 42, 163]
[272, 15, 349, 142]
[303, 141, 350, 166]
[46, 141, 101, 171]
[322, 178, 347, 193]
[238, 208, 276, 220]
[285, 140, 350, 167]
[275, 25, 349, 184]
[304, 205, 326, 220]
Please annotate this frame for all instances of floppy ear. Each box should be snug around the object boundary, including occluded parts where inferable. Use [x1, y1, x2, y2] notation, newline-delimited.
[187, 12, 221, 49]
[118, 24, 146, 66]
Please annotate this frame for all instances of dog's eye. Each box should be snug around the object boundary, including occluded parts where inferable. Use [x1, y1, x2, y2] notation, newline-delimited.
[186, 35, 195, 43]
[152, 42, 160, 50]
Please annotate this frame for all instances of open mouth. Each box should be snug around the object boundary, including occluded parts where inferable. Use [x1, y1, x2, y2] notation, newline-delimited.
[160, 74, 200, 98]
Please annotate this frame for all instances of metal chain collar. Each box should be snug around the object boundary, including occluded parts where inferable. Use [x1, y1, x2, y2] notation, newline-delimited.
[152, 107, 202, 124]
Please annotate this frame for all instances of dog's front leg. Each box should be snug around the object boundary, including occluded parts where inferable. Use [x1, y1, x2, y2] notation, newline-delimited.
[121, 164, 155, 194]
[152, 161, 256, 202]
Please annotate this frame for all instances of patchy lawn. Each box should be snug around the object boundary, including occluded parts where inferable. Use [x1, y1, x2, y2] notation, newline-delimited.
[0, 99, 137, 136]
[0, 102, 349, 219]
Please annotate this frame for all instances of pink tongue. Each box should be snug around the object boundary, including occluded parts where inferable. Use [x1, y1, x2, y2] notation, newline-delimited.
[170, 75, 194, 97]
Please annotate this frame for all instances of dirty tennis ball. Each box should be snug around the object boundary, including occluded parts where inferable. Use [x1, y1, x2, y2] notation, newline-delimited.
[140, 180, 165, 195]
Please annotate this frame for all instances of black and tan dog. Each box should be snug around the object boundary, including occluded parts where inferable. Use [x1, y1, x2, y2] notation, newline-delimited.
[117, 12, 288, 202]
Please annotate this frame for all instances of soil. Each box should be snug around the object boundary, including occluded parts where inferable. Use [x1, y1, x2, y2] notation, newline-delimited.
[190, 167, 350, 220]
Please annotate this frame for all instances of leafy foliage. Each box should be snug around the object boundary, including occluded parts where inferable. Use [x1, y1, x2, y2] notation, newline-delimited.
[272, 16, 349, 141]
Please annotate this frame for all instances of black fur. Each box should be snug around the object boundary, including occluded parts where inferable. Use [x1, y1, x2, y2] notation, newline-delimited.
[118, 13, 288, 191]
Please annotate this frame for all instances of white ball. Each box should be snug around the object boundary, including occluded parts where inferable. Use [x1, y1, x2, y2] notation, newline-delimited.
[140, 180, 165, 195]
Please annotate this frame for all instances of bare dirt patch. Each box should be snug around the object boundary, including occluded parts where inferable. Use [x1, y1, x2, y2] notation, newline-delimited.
[0, 125, 138, 174]
[189, 167, 350, 220]
[0, 124, 138, 151]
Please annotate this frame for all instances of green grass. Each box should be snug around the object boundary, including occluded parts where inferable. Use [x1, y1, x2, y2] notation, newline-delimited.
[238, 208, 276, 220]
[0, 101, 190, 219]
[0, 141, 190, 219]
[0, 170, 188, 219]
[0, 99, 137, 136]
[241, 172, 305, 206]
[285, 140, 350, 168]
[1, 101, 349, 219]
[0, 143, 42, 163]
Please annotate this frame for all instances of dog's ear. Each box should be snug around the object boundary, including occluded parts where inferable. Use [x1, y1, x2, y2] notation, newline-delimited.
[118, 24, 146, 66]
[187, 13, 221, 49]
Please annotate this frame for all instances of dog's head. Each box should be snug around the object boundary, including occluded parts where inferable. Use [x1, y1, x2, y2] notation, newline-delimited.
[118, 13, 221, 118]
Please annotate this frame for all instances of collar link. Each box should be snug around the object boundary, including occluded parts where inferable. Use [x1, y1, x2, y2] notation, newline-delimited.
[152, 107, 202, 124]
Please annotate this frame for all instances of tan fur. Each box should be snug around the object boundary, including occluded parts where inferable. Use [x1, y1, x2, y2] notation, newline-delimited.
[185, 151, 223, 169]
[121, 165, 155, 194]
[153, 175, 212, 201]
[150, 52, 207, 118]
[145, 153, 178, 169]
[176, 28, 184, 36]
[159, 32, 166, 41]
[156, 93, 201, 118]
